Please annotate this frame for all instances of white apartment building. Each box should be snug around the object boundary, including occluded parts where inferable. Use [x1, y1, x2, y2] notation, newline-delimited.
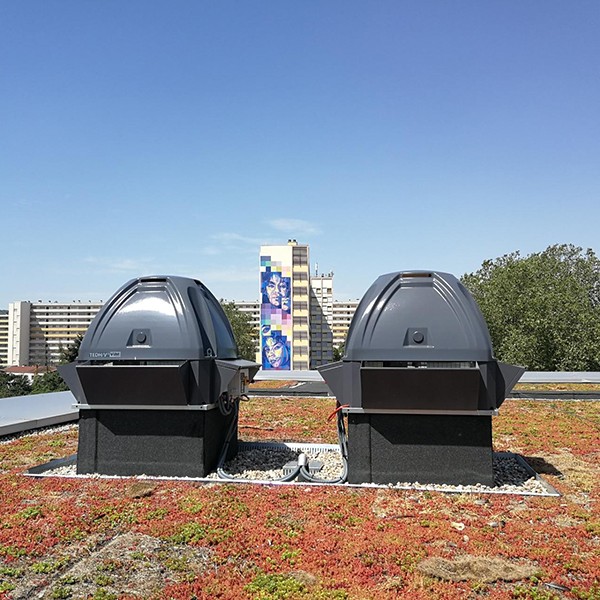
[234, 301, 260, 331]
[332, 300, 360, 350]
[230, 272, 357, 367]
[0, 310, 8, 366]
[7, 301, 103, 366]
[231, 297, 357, 363]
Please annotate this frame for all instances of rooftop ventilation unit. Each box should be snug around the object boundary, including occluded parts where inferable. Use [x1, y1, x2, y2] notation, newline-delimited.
[319, 271, 524, 486]
[60, 275, 259, 477]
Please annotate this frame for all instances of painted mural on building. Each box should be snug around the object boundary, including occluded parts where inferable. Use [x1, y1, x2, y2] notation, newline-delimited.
[260, 254, 292, 370]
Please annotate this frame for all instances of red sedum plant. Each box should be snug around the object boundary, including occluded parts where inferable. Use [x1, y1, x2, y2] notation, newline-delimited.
[0, 398, 598, 599]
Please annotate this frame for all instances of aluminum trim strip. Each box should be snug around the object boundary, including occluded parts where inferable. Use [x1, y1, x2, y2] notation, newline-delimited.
[74, 403, 217, 411]
[343, 408, 498, 416]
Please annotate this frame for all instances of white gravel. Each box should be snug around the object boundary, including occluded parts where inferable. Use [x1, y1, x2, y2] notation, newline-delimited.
[0, 423, 77, 445]
[209, 447, 301, 480]
[206, 448, 346, 482]
[37, 447, 553, 495]
[388, 455, 549, 495]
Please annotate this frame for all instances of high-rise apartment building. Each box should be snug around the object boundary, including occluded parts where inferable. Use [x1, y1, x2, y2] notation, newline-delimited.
[309, 272, 334, 367]
[0, 310, 8, 366]
[332, 300, 360, 350]
[2, 246, 360, 369]
[258, 241, 345, 370]
[259, 240, 310, 370]
[234, 301, 260, 331]
[230, 297, 357, 365]
[7, 301, 103, 366]
[230, 298, 358, 363]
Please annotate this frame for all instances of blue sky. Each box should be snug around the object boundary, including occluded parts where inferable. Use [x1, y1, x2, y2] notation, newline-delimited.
[1, 2, 599, 306]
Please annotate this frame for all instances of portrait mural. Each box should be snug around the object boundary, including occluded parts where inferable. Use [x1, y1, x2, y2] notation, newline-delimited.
[260, 254, 292, 370]
[261, 327, 291, 370]
[261, 270, 291, 312]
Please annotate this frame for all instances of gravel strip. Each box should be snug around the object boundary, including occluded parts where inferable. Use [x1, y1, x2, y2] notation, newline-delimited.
[205, 448, 345, 481]
[309, 450, 345, 481]
[388, 455, 549, 495]
[207, 447, 301, 480]
[0, 423, 77, 445]
[39, 448, 552, 495]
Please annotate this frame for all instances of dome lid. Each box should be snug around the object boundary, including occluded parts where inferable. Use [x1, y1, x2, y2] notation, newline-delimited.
[344, 271, 494, 362]
[79, 275, 238, 361]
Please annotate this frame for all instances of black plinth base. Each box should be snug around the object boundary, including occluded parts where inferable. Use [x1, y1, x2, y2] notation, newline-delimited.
[77, 408, 235, 477]
[347, 413, 494, 486]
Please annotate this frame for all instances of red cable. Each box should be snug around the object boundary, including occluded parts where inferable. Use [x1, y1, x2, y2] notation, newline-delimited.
[328, 404, 349, 421]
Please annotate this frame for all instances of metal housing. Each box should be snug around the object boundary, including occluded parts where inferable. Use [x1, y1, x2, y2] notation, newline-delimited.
[59, 275, 259, 477]
[320, 271, 523, 414]
[318, 270, 525, 486]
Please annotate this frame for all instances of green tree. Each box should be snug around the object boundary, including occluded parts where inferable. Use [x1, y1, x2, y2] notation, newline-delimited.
[220, 301, 258, 361]
[333, 343, 345, 361]
[59, 334, 83, 364]
[461, 244, 600, 371]
[31, 370, 69, 394]
[0, 372, 32, 398]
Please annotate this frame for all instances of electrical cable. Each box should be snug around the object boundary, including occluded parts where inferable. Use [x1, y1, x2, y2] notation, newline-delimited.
[298, 404, 349, 484]
[217, 398, 349, 484]
[216, 398, 304, 482]
[218, 392, 234, 416]
[216, 400, 240, 480]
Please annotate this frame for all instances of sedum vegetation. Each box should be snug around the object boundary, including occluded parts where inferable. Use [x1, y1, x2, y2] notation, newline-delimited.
[0, 397, 598, 598]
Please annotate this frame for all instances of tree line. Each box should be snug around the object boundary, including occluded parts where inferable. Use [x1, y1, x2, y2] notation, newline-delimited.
[333, 244, 600, 371]
[2, 244, 598, 399]
[461, 243, 600, 371]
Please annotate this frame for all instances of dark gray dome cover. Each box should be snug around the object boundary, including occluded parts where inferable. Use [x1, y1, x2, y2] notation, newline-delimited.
[345, 271, 494, 362]
[79, 275, 238, 361]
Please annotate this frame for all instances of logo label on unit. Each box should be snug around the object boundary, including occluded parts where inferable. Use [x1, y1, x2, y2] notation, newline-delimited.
[89, 351, 121, 359]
